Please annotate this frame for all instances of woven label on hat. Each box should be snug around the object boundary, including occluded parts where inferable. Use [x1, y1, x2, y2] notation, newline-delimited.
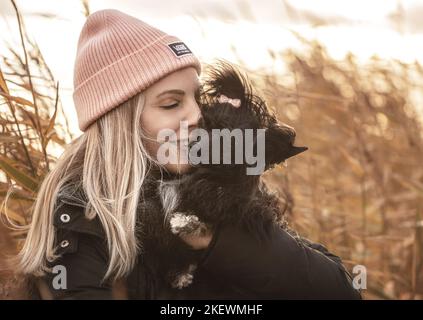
[167, 42, 193, 57]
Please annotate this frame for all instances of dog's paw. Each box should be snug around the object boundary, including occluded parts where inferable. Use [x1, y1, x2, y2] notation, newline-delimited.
[171, 273, 193, 289]
[171, 264, 197, 289]
[169, 213, 208, 237]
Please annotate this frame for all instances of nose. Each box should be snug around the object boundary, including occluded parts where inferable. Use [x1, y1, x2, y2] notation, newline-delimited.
[185, 98, 201, 129]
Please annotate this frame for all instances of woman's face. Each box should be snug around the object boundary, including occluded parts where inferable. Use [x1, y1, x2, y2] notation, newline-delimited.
[141, 67, 201, 174]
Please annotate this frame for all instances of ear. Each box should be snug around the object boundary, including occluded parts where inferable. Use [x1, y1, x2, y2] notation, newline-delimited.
[264, 124, 308, 168]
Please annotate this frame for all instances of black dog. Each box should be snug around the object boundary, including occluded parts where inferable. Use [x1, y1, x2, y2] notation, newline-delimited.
[137, 61, 308, 290]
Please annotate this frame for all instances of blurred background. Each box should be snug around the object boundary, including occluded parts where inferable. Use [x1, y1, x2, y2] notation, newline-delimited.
[1, 0, 422, 299]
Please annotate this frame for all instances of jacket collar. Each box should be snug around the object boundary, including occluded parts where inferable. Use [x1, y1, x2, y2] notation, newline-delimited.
[53, 167, 179, 239]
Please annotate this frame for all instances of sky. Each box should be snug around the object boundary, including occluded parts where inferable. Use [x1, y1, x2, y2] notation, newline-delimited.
[1, 0, 423, 136]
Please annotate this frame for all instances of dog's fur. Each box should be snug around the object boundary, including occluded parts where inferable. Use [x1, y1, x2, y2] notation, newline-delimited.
[137, 61, 308, 289]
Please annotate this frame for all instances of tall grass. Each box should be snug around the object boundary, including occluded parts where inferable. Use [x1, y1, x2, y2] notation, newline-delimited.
[0, 0, 73, 299]
[251, 39, 423, 299]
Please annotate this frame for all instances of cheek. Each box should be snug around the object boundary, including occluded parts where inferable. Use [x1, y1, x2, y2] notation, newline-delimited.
[141, 109, 180, 138]
[140, 109, 181, 158]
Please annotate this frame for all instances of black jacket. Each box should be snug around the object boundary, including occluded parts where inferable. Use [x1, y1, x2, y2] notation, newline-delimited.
[36, 199, 361, 300]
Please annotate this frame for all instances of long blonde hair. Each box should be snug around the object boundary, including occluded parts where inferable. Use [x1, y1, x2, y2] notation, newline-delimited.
[17, 92, 157, 281]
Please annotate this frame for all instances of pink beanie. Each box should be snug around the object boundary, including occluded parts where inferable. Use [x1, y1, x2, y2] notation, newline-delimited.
[73, 9, 202, 131]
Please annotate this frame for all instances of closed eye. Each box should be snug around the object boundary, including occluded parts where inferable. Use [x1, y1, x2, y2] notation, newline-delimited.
[160, 102, 180, 109]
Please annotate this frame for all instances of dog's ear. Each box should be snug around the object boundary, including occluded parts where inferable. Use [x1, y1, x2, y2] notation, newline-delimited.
[202, 60, 251, 107]
[264, 124, 308, 169]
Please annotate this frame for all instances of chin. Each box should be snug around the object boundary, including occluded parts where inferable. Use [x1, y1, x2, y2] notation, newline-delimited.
[165, 163, 193, 175]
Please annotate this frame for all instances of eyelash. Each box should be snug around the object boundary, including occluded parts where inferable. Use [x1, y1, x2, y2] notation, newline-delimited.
[161, 102, 179, 109]
[160, 87, 202, 109]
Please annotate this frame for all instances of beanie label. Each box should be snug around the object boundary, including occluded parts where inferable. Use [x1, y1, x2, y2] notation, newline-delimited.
[167, 42, 193, 57]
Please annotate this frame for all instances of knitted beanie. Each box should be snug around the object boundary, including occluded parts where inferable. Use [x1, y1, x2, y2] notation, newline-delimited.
[73, 9, 202, 131]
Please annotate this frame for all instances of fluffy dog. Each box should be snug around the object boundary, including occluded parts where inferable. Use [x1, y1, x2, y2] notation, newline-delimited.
[137, 61, 308, 290]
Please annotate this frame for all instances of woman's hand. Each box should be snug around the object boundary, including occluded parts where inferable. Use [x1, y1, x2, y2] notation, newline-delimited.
[179, 229, 213, 250]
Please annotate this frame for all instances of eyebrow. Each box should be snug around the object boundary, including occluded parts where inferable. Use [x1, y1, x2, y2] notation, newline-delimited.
[155, 84, 201, 99]
[156, 89, 185, 98]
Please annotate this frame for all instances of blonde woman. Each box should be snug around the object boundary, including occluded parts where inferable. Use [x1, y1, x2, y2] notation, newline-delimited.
[17, 9, 361, 299]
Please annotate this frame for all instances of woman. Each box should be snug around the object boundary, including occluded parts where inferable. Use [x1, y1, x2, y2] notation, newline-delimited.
[17, 9, 361, 299]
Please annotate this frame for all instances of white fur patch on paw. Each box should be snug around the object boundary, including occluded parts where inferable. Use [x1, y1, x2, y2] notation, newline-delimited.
[169, 213, 207, 236]
[171, 264, 197, 289]
[172, 272, 193, 289]
[169, 213, 194, 233]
